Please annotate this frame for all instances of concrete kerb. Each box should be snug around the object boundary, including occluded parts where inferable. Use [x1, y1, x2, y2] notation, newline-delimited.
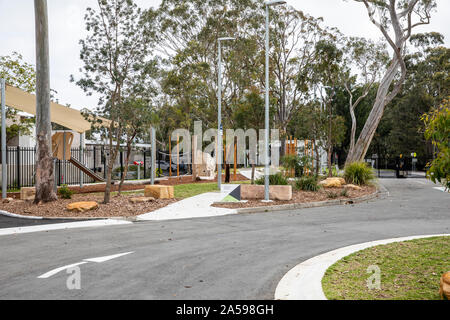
[220, 184, 388, 215]
[274, 234, 450, 300]
[0, 209, 134, 222]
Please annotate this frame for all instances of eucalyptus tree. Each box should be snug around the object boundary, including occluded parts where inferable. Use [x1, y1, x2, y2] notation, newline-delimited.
[73, 0, 155, 204]
[269, 6, 329, 153]
[146, 0, 264, 131]
[346, 0, 437, 163]
[342, 38, 389, 158]
[309, 40, 347, 176]
[34, 0, 57, 203]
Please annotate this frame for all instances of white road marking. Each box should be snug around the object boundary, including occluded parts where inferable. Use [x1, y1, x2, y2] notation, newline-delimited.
[434, 187, 448, 193]
[38, 252, 135, 279]
[38, 262, 89, 279]
[0, 219, 132, 237]
[84, 252, 134, 263]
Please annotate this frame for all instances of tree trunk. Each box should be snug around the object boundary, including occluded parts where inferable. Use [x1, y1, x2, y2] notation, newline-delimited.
[349, 104, 357, 158]
[225, 164, 231, 183]
[251, 164, 256, 185]
[346, 59, 401, 164]
[34, 0, 57, 204]
[314, 140, 320, 176]
[118, 143, 132, 196]
[104, 124, 121, 204]
[327, 143, 333, 178]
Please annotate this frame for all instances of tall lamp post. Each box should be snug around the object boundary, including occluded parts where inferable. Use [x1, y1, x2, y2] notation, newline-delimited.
[217, 37, 235, 191]
[264, 0, 286, 201]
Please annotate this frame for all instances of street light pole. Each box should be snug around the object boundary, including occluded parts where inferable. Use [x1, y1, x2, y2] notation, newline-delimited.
[217, 37, 235, 192]
[1, 78, 6, 199]
[264, 0, 286, 202]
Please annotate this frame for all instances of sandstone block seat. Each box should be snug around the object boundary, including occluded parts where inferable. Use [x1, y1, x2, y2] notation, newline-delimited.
[241, 185, 292, 201]
[145, 185, 175, 199]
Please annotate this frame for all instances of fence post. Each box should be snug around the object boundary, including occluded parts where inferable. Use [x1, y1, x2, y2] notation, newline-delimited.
[143, 149, 147, 179]
[16, 146, 21, 190]
[80, 133, 85, 188]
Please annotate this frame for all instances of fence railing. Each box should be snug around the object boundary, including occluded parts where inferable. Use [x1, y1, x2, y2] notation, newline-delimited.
[0, 146, 193, 191]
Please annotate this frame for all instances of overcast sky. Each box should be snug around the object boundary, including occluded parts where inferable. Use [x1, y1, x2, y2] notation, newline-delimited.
[1, 0, 449, 111]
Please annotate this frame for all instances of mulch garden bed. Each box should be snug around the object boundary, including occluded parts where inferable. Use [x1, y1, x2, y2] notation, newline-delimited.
[7, 174, 249, 199]
[0, 193, 178, 219]
[212, 185, 377, 210]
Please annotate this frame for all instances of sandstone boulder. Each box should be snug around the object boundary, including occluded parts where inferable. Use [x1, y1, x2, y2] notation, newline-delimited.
[440, 272, 450, 300]
[345, 184, 362, 191]
[319, 177, 346, 188]
[67, 202, 99, 213]
[20, 187, 36, 201]
[129, 197, 156, 204]
[241, 185, 292, 201]
[2, 198, 15, 204]
[145, 185, 175, 199]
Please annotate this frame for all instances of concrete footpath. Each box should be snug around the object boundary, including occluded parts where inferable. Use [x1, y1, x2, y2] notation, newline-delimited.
[137, 186, 239, 221]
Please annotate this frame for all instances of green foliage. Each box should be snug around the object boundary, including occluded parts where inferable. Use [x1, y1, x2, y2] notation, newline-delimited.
[422, 100, 450, 189]
[255, 173, 289, 186]
[0, 52, 36, 142]
[295, 176, 321, 192]
[58, 185, 74, 200]
[344, 162, 375, 186]
[282, 154, 300, 174]
[340, 189, 349, 198]
[0, 52, 36, 93]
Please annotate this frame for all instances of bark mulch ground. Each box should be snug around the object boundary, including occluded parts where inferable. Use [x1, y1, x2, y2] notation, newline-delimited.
[7, 174, 249, 199]
[212, 185, 377, 210]
[0, 193, 177, 219]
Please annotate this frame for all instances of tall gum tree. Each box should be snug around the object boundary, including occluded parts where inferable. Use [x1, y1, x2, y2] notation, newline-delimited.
[342, 37, 389, 158]
[34, 0, 57, 203]
[346, 0, 436, 164]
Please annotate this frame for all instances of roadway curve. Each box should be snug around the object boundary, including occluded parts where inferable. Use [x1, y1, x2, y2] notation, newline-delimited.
[0, 178, 448, 299]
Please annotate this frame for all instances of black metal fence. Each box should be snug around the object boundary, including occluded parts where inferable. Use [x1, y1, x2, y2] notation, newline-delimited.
[1, 146, 192, 191]
[365, 157, 431, 179]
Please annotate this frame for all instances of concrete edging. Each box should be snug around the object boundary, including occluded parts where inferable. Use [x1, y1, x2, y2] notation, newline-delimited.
[230, 184, 388, 215]
[0, 209, 134, 221]
[274, 234, 450, 300]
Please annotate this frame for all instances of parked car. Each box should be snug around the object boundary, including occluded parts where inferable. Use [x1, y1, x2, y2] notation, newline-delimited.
[157, 161, 178, 171]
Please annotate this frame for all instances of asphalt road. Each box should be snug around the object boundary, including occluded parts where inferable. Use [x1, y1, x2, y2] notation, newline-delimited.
[0, 178, 448, 300]
[0, 215, 83, 229]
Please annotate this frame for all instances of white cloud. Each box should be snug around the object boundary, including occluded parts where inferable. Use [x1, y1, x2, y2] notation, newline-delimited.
[0, 0, 448, 111]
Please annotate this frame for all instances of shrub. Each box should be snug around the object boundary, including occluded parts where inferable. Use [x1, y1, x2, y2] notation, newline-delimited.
[326, 191, 339, 199]
[340, 189, 349, 198]
[295, 176, 321, 192]
[344, 162, 375, 186]
[422, 101, 450, 190]
[255, 173, 289, 186]
[58, 185, 74, 200]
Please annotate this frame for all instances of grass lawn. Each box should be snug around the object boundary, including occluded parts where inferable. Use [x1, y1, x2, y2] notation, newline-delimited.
[322, 236, 450, 300]
[87, 181, 250, 199]
[174, 183, 219, 198]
